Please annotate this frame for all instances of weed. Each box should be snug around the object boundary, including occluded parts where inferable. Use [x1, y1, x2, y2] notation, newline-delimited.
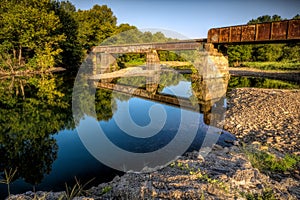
[63, 177, 95, 200]
[0, 168, 17, 197]
[241, 188, 276, 200]
[243, 146, 300, 173]
[170, 161, 229, 192]
[101, 185, 112, 195]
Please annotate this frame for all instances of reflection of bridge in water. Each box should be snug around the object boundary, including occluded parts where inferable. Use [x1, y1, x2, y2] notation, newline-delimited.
[95, 69, 228, 126]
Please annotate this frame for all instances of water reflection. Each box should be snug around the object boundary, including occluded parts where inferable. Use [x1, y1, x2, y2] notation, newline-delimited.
[95, 68, 229, 127]
[72, 63, 234, 172]
[0, 67, 233, 197]
[228, 76, 300, 90]
[0, 74, 73, 196]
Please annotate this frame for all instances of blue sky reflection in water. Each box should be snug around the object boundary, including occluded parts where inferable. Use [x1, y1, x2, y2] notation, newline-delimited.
[0, 72, 235, 198]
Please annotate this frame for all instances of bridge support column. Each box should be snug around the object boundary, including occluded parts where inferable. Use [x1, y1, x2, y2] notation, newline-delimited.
[192, 43, 229, 127]
[145, 50, 161, 94]
[146, 50, 160, 71]
[92, 53, 116, 75]
[196, 43, 229, 79]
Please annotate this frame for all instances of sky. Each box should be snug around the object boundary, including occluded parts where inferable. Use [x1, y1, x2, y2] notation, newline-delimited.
[68, 0, 300, 39]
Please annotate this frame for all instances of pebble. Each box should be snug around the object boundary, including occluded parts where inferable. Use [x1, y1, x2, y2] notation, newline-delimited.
[224, 88, 300, 154]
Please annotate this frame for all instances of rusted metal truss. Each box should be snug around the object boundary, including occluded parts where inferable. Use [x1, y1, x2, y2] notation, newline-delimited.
[208, 19, 300, 44]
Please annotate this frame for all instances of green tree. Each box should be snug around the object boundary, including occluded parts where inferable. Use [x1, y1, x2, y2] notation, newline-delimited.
[75, 5, 117, 52]
[51, 0, 83, 71]
[248, 14, 284, 25]
[227, 45, 252, 65]
[293, 14, 300, 19]
[282, 43, 300, 62]
[253, 44, 284, 62]
[0, 0, 65, 72]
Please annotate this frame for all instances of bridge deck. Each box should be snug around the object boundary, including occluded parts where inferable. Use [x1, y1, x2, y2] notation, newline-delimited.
[93, 39, 206, 53]
[208, 19, 300, 44]
[92, 19, 299, 54]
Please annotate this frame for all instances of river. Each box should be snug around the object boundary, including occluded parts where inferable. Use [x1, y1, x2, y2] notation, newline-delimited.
[0, 68, 298, 198]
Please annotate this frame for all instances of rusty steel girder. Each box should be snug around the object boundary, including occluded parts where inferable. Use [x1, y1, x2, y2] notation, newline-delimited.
[208, 19, 300, 44]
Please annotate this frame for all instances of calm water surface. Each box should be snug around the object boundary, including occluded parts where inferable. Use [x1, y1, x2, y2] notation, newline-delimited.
[1, 70, 297, 198]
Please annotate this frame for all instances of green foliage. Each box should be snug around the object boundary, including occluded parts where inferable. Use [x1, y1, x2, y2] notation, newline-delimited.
[95, 88, 117, 121]
[0, 75, 73, 185]
[240, 61, 300, 70]
[242, 189, 276, 200]
[281, 43, 300, 62]
[228, 45, 252, 65]
[102, 28, 178, 67]
[253, 44, 284, 62]
[0, 0, 66, 72]
[229, 14, 300, 68]
[117, 53, 146, 68]
[293, 14, 300, 19]
[248, 14, 285, 24]
[1, 1, 177, 73]
[74, 5, 117, 52]
[243, 147, 300, 173]
[158, 50, 187, 62]
[101, 185, 112, 195]
[51, 0, 83, 71]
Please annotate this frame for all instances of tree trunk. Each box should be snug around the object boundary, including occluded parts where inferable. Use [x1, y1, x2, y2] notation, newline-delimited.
[18, 45, 22, 66]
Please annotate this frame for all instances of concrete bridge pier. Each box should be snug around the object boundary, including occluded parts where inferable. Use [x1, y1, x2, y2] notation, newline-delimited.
[145, 50, 161, 94]
[196, 43, 230, 79]
[146, 50, 161, 71]
[192, 43, 229, 127]
[92, 52, 116, 75]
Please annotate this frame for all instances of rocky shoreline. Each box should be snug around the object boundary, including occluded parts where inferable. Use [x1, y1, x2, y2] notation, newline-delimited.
[7, 88, 300, 200]
[224, 88, 300, 155]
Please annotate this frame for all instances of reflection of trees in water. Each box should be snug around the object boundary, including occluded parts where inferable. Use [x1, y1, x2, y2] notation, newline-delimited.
[95, 88, 117, 121]
[158, 72, 186, 93]
[228, 76, 300, 89]
[0, 74, 73, 185]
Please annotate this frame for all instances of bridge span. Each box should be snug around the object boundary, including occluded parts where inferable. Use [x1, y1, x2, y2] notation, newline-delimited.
[91, 19, 299, 77]
[89, 19, 299, 112]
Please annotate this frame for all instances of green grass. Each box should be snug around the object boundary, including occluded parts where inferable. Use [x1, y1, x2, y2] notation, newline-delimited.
[169, 161, 229, 192]
[124, 58, 145, 67]
[240, 61, 300, 71]
[168, 64, 194, 70]
[243, 146, 300, 173]
[241, 189, 276, 200]
[101, 185, 112, 195]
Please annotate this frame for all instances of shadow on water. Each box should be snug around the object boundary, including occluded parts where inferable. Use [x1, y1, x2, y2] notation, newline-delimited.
[0, 69, 236, 198]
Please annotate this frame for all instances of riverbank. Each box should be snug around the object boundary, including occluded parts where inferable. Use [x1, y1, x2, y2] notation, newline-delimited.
[0, 67, 66, 78]
[7, 87, 300, 199]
